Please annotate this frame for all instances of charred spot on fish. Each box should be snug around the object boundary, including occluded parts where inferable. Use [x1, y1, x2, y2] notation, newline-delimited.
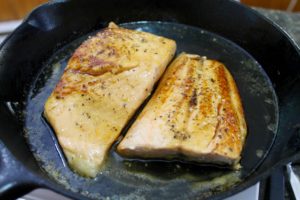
[189, 89, 198, 107]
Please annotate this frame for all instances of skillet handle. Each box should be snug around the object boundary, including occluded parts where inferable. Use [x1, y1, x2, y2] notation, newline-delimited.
[0, 102, 46, 199]
[0, 142, 39, 200]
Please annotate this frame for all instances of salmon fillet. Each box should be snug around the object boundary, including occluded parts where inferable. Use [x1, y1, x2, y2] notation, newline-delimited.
[117, 53, 247, 168]
[44, 22, 176, 177]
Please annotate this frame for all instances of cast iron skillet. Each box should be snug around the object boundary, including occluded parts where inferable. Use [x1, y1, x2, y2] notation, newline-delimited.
[0, 0, 299, 199]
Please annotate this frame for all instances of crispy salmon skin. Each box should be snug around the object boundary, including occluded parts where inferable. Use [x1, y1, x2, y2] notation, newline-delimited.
[44, 22, 176, 177]
[117, 53, 247, 168]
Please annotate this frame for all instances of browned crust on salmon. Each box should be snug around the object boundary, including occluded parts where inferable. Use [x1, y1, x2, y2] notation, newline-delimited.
[117, 53, 247, 168]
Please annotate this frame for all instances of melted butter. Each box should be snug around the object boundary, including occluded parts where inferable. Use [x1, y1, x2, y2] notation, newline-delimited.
[191, 171, 241, 193]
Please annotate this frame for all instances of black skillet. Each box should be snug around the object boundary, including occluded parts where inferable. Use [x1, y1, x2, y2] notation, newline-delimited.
[0, 0, 299, 199]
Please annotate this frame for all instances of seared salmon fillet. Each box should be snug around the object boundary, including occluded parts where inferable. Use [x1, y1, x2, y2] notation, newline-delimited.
[44, 22, 176, 177]
[117, 53, 247, 167]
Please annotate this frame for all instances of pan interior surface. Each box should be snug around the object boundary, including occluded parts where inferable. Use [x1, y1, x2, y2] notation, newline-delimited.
[24, 21, 278, 199]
